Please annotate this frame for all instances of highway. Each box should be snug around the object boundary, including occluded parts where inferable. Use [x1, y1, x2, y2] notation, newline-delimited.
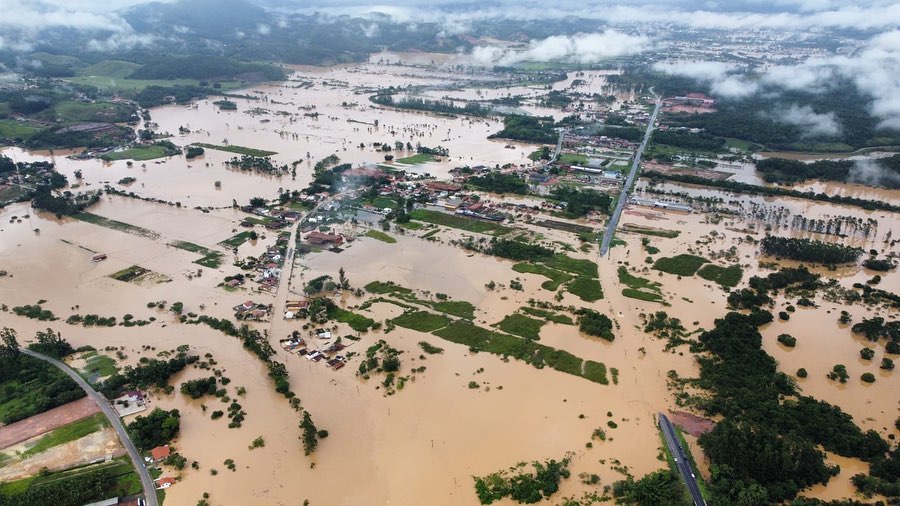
[599, 95, 662, 257]
[659, 413, 707, 506]
[21, 348, 158, 506]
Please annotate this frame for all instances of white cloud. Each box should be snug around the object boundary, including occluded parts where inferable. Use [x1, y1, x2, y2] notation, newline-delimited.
[652, 61, 759, 98]
[257, 23, 271, 35]
[469, 31, 651, 66]
[770, 104, 841, 137]
[86, 32, 158, 52]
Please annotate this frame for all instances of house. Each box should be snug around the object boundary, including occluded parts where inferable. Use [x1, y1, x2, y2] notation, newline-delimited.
[305, 231, 343, 246]
[155, 477, 177, 489]
[150, 445, 170, 463]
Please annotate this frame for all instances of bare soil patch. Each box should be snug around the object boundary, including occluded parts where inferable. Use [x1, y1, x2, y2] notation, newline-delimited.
[0, 397, 99, 450]
[668, 410, 715, 437]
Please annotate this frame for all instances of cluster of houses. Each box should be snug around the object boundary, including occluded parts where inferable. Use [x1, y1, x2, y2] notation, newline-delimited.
[239, 206, 304, 230]
[143, 445, 178, 490]
[241, 232, 290, 292]
[233, 300, 272, 320]
[280, 328, 350, 370]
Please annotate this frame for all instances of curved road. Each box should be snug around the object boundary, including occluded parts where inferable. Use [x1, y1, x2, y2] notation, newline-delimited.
[20, 348, 157, 506]
[599, 94, 662, 257]
[659, 413, 707, 506]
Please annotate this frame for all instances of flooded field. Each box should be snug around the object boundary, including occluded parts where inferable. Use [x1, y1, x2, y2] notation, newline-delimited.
[1, 52, 899, 505]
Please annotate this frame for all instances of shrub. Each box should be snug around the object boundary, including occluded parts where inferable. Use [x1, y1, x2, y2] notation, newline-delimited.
[777, 334, 797, 347]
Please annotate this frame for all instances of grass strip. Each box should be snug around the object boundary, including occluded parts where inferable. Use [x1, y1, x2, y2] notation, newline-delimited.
[392, 311, 452, 332]
[512, 262, 573, 290]
[365, 230, 397, 243]
[494, 313, 545, 340]
[410, 209, 512, 236]
[74, 212, 160, 240]
[193, 143, 276, 156]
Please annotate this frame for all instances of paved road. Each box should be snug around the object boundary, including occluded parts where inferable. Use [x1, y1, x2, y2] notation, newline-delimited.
[599, 95, 662, 256]
[20, 348, 157, 506]
[659, 413, 706, 506]
[549, 129, 566, 164]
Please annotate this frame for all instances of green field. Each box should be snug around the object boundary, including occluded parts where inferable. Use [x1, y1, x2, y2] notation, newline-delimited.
[398, 221, 424, 230]
[582, 360, 609, 385]
[101, 145, 170, 161]
[0, 119, 41, 139]
[396, 153, 435, 164]
[74, 213, 160, 240]
[545, 254, 599, 278]
[82, 353, 118, 379]
[558, 153, 588, 165]
[365, 230, 397, 243]
[432, 321, 607, 384]
[520, 307, 574, 325]
[170, 241, 224, 268]
[622, 288, 665, 303]
[20, 413, 109, 459]
[68, 60, 247, 93]
[366, 196, 397, 209]
[392, 311, 452, 333]
[0, 457, 141, 504]
[429, 300, 476, 319]
[512, 262, 573, 290]
[365, 281, 414, 295]
[409, 209, 512, 236]
[697, 264, 743, 288]
[193, 143, 276, 157]
[220, 231, 254, 248]
[618, 266, 664, 303]
[328, 307, 375, 332]
[494, 313, 545, 340]
[652, 254, 708, 277]
[35, 100, 133, 125]
[566, 276, 604, 302]
[622, 225, 681, 238]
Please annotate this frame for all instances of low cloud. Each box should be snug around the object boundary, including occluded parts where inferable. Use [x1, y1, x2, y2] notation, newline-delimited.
[86, 32, 158, 52]
[654, 31, 900, 130]
[848, 158, 900, 188]
[652, 61, 759, 98]
[769, 104, 841, 137]
[470, 31, 651, 66]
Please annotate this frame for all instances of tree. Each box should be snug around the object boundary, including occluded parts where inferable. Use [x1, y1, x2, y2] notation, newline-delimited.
[338, 267, 349, 290]
[249, 197, 266, 207]
[0, 328, 20, 361]
[127, 408, 181, 451]
[881, 358, 895, 370]
[299, 410, 318, 455]
[28, 328, 74, 358]
[860, 348, 875, 360]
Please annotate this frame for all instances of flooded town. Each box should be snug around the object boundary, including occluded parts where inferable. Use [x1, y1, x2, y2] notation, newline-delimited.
[0, 1, 899, 505]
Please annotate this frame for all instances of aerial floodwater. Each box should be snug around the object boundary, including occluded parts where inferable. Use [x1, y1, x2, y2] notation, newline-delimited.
[0, 1, 899, 506]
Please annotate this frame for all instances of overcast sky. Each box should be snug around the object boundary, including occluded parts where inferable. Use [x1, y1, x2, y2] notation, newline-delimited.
[5, 0, 900, 32]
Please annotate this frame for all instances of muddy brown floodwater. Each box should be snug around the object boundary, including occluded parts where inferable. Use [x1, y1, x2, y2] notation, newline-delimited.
[1, 52, 898, 504]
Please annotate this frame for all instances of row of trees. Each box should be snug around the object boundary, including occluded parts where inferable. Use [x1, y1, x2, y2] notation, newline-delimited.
[760, 236, 863, 264]
[642, 171, 900, 213]
[370, 93, 492, 117]
[99, 354, 199, 398]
